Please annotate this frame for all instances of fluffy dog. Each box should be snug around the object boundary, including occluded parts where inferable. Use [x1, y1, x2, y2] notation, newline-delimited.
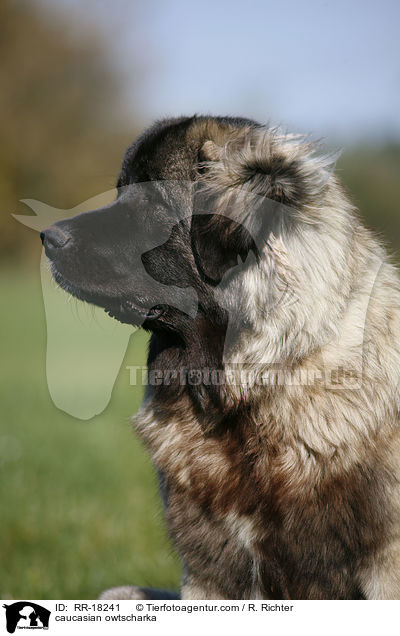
[41, 115, 400, 599]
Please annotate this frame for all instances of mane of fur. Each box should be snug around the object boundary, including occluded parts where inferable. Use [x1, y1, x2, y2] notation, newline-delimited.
[135, 117, 400, 599]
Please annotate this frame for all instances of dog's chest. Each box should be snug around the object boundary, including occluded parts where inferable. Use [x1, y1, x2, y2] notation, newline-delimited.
[135, 402, 269, 516]
[135, 404, 384, 599]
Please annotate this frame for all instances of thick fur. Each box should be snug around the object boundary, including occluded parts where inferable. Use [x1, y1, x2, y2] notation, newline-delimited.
[42, 115, 400, 599]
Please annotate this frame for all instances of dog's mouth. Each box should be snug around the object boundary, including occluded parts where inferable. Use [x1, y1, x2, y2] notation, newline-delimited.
[104, 300, 165, 325]
[50, 265, 165, 326]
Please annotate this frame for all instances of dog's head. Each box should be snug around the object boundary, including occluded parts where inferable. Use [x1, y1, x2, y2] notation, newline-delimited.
[41, 117, 259, 329]
[41, 115, 358, 424]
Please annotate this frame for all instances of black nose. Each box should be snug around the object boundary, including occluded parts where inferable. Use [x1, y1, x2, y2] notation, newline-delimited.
[40, 226, 71, 249]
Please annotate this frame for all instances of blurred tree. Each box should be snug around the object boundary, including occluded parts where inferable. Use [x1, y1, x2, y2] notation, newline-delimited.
[338, 144, 400, 259]
[0, 0, 143, 260]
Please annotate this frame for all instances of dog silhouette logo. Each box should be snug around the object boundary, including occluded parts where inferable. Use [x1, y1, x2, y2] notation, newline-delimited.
[2, 602, 50, 633]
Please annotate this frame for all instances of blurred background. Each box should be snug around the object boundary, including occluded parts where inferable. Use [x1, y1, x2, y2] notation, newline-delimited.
[0, 0, 399, 599]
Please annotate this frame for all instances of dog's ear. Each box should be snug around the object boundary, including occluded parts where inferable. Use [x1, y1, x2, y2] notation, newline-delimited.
[198, 126, 335, 224]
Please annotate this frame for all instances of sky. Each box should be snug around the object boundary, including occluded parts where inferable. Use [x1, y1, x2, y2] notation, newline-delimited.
[42, 0, 400, 141]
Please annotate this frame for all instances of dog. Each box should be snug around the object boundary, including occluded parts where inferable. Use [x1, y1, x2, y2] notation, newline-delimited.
[41, 115, 400, 599]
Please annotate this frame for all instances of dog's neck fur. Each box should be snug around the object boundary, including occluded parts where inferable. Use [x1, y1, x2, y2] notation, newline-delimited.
[131, 116, 400, 599]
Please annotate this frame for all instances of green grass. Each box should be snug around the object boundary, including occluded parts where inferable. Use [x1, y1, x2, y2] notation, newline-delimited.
[0, 265, 181, 599]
